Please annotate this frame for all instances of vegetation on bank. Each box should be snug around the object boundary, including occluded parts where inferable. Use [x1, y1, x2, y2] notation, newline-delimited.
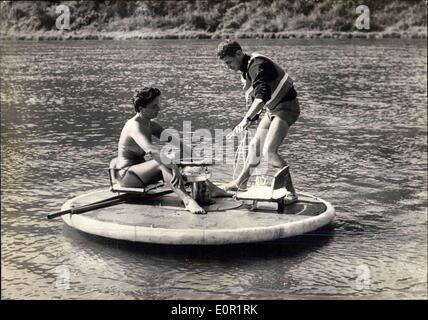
[0, 0, 426, 39]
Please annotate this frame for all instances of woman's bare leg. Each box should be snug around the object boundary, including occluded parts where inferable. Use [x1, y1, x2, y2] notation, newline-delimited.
[157, 165, 206, 214]
[123, 161, 206, 214]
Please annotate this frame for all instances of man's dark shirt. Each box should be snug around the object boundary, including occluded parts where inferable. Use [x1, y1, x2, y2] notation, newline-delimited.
[240, 54, 275, 103]
[239, 54, 297, 104]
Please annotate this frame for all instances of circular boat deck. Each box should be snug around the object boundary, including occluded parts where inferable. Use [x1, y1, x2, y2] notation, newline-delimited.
[62, 189, 335, 245]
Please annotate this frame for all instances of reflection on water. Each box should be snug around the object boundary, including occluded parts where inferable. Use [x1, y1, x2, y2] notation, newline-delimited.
[1, 39, 427, 299]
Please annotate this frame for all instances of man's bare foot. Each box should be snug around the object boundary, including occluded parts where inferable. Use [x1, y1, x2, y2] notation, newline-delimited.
[284, 193, 298, 205]
[221, 181, 245, 192]
[184, 198, 206, 214]
[206, 181, 233, 198]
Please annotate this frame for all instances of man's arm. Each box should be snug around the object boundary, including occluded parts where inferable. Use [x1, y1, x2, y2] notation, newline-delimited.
[245, 98, 265, 122]
[234, 59, 276, 133]
[233, 98, 265, 134]
[251, 58, 275, 103]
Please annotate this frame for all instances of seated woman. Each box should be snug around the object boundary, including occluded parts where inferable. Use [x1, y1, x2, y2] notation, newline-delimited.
[111, 87, 226, 214]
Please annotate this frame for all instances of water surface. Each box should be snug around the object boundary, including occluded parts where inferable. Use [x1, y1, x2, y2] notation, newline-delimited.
[1, 39, 427, 299]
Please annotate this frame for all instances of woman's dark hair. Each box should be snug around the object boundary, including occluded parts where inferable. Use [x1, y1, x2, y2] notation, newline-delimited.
[132, 87, 161, 113]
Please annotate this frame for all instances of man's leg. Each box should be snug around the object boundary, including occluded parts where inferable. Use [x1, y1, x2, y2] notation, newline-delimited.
[263, 116, 298, 201]
[223, 114, 271, 191]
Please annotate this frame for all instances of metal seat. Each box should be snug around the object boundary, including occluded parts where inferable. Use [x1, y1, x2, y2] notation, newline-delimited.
[108, 158, 164, 195]
[235, 166, 290, 212]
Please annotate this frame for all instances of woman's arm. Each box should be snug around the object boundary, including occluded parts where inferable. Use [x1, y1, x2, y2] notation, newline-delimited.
[151, 121, 164, 140]
[152, 121, 193, 161]
[131, 122, 185, 186]
[130, 122, 174, 168]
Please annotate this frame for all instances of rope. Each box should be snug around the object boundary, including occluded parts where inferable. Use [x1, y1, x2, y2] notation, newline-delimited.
[232, 130, 249, 183]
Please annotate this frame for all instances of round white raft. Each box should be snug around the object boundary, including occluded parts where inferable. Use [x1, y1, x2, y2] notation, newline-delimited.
[61, 189, 335, 245]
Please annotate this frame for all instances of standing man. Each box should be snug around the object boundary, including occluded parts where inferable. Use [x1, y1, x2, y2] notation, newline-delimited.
[217, 40, 299, 204]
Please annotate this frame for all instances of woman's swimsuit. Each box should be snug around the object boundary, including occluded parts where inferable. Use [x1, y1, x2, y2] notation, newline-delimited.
[116, 143, 148, 185]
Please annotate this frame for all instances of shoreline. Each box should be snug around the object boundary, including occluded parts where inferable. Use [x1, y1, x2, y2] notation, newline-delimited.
[1, 29, 426, 41]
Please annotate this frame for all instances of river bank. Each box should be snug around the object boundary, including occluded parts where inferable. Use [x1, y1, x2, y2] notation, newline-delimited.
[1, 1, 426, 41]
[1, 28, 426, 41]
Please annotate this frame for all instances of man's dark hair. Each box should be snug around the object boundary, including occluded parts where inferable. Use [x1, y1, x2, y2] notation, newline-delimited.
[216, 40, 242, 59]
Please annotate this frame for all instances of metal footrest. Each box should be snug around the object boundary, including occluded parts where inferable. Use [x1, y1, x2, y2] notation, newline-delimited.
[110, 181, 165, 194]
